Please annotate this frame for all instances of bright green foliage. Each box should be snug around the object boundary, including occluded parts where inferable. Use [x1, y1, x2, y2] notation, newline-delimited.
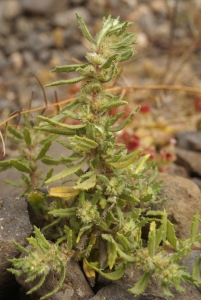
[5, 14, 201, 299]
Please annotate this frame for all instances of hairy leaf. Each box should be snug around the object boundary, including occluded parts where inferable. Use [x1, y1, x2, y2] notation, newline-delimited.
[52, 63, 89, 73]
[107, 149, 142, 169]
[45, 76, 86, 87]
[68, 135, 98, 151]
[128, 273, 150, 295]
[49, 207, 77, 218]
[109, 106, 140, 132]
[87, 261, 126, 280]
[8, 126, 23, 139]
[76, 13, 96, 44]
[11, 159, 31, 173]
[36, 141, 52, 160]
[45, 158, 87, 183]
[74, 173, 96, 190]
[23, 128, 31, 145]
[49, 187, 79, 198]
[38, 115, 86, 129]
[167, 220, 177, 249]
[192, 257, 201, 284]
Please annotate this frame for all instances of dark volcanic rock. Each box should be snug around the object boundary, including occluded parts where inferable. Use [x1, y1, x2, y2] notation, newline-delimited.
[175, 147, 201, 177]
[0, 197, 32, 300]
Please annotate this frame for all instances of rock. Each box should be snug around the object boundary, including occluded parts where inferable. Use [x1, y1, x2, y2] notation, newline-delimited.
[17, 258, 94, 300]
[27, 32, 54, 54]
[4, 35, 26, 56]
[176, 131, 201, 151]
[150, 0, 167, 15]
[0, 197, 32, 300]
[137, 32, 149, 49]
[186, 131, 201, 152]
[9, 52, 24, 70]
[191, 177, 201, 189]
[23, 50, 35, 66]
[89, 283, 138, 300]
[165, 163, 189, 178]
[3, 0, 23, 20]
[53, 7, 91, 28]
[21, 0, 69, 15]
[156, 173, 201, 239]
[67, 43, 87, 59]
[175, 147, 201, 177]
[15, 16, 35, 37]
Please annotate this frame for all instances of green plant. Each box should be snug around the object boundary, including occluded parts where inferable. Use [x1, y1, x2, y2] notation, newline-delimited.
[0, 115, 56, 195]
[2, 14, 201, 299]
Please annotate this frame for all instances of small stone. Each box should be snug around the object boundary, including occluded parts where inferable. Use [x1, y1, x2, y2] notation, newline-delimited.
[3, 0, 23, 20]
[53, 7, 91, 28]
[27, 32, 54, 53]
[9, 52, 24, 70]
[23, 50, 35, 66]
[137, 32, 149, 49]
[67, 43, 87, 59]
[89, 283, 138, 300]
[38, 50, 51, 63]
[175, 147, 201, 177]
[150, 0, 167, 14]
[21, 0, 69, 15]
[176, 131, 201, 151]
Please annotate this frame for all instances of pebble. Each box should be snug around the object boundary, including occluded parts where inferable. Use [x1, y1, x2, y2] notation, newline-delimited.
[3, 0, 22, 20]
[21, 0, 69, 15]
[53, 7, 91, 27]
[150, 0, 167, 14]
[9, 52, 24, 70]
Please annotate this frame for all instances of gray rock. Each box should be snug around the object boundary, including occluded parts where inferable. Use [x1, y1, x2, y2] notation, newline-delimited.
[191, 177, 201, 190]
[156, 173, 201, 239]
[175, 147, 201, 177]
[67, 43, 87, 59]
[15, 16, 35, 37]
[23, 50, 35, 66]
[53, 7, 90, 28]
[38, 49, 51, 63]
[0, 50, 10, 70]
[4, 35, 26, 56]
[21, 0, 69, 15]
[165, 163, 189, 178]
[27, 32, 54, 54]
[9, 52, 24, 70]
[16, 258, 94, 300]
[0, 197, 32, 300]
[3, 0, 23, 20]
[89, 283, 138, 300]
[177, 131, 201, 151]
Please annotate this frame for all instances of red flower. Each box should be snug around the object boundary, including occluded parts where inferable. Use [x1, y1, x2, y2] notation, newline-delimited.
[117, 131, 140, 151]
[194, 96, 201, 112]
[140, 104, 151, 114]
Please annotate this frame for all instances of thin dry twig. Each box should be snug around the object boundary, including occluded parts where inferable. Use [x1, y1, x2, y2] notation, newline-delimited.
[0, 131, 5, 156]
